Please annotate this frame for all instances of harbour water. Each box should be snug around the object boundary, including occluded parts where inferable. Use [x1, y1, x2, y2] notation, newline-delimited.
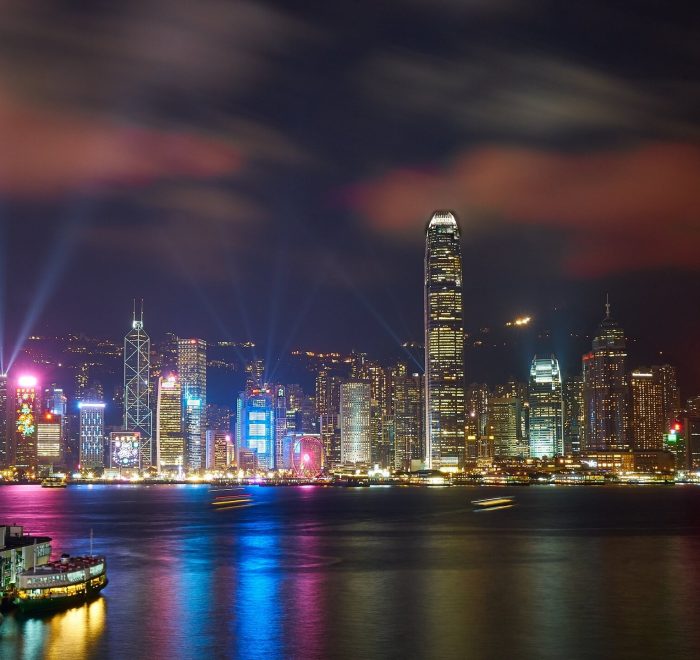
[1, 484, 700, 659]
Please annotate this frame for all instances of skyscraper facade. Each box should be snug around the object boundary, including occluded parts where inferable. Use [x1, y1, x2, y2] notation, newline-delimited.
[273, 385, 287, 470]
[563, 378, 584, 455]
[424, 211, 466, 470]
[124, 304, 153, 468]
[630, 369, 664, 450]
[391, 364, 424, 471]
[14, 375, 39, 472]
[236, 388, 275, 470]
[156, 375, 184, 472]
[652, 364, 681, 432]
[37, 413, 62, 467]
[582, 303, 629, 451]
[466, 383, 489, 459]
[489, 396, 526, 458]
[528, 356, 564, 459]
[178, 339, 207, 472]
[79, 402, 105, 470]
[340, 382, 371, 465]
[316, 366, 344, 468]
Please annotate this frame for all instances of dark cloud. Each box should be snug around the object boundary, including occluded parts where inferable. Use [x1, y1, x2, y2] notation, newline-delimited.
[348, 141, 700, 276]
[362, 50, 699, 141]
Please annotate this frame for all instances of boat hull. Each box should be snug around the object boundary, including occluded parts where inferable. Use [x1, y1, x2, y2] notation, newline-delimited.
[15, 577, 108, 615]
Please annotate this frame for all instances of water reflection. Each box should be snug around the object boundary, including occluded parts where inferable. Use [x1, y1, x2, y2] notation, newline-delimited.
[1, 598, 106, 660]
[235, 529, 282, 658]
[2, 485, 700, 658]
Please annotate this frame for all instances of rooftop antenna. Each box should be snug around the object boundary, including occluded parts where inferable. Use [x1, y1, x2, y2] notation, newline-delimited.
[132, 298, 137, 327]
[605, 293, 611, 319]
[140, 298, 144, 325]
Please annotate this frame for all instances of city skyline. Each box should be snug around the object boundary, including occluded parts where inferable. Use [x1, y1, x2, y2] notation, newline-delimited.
[1, 3, 699, 397]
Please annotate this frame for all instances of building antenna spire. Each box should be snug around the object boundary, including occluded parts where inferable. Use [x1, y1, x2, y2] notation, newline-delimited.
[140, 298, 144, 324]
[605, 293, 611, 319]
[132, 298, 137, 325]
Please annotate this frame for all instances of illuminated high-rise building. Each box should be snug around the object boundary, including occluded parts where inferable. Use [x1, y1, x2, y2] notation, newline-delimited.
[488, 396, 526, 458]
[124, 302, 153, 468]
[205, 431, 231, 471]
[424, 210, 466, 470]
[354, 360, 391, 467]
[156, 375, 184, 472]
[178, 339, 207, 472]
[273, 385, 287, 469]
[651, 364, 680, 432]
[630, 369, 664, 450]
[0, 373, 7, 467]
[110, 432, 141, 471]
[37, 412, 62, 467]
[466, 383, 489, 459]
[340, 382, 371, 465]
[582, 301, 629, 451]
[390, 363, 424, 470]
[13, 375, 39, 472]
[563, 378, 584, 455]
[79, 402, 105, 470]
[528, 356, 563, 459]
[44, 384, 68, 460]
[236, 387, 275, 470]
[316, 366, 344, 467]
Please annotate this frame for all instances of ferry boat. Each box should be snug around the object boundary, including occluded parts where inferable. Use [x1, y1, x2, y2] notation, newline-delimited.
[14, 553, 107, 613]
[41, 476, 67, 488]
[471, 496, 516, 511]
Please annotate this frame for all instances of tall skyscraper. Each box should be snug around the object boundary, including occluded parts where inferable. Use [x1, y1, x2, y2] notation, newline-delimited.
[316, 365, 344, 467]
[44, 384, 68, 461]
[156, 375, 184, 473]
[563, 378, 584, 455]
[236, 387, 275, 470]
[651, 364, 681, 432]
[424, 210, 466, 470]
[124, 302, 153, 468]
[205, 430, 231, 471]
[273, 385, 287, 470]
[391, 363, 424, 470]
[466, 383, 489, 459]
[528, 356, 564, 459]
[79, 402, 105, 470]
[14, 375, 39, 472]
[488, 396, 526, 458]
[340, 382, 371, 465]
[582, 301, 629, 451]
[37, 412, 62, 468]
[630, 369, 664, 450]
[178, 339, 207, 472]
[355, 360, 391, 467]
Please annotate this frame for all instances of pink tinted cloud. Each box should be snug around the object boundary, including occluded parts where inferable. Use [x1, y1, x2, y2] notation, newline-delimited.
[0, 91, 241, 196]
[349, 142, 700, 276]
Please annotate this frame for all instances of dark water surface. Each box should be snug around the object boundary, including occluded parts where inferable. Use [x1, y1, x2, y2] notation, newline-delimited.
[1, 484, 700, 659]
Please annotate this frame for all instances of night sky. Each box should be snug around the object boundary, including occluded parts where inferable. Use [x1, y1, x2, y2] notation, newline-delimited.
[1, 1, 699, 392]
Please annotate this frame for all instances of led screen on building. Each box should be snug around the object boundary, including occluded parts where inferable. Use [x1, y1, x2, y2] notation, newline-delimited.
[110, 433, 141, 468]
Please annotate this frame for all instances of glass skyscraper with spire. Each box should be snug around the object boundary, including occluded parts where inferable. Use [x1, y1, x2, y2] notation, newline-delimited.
[424, 211, 466, 470]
